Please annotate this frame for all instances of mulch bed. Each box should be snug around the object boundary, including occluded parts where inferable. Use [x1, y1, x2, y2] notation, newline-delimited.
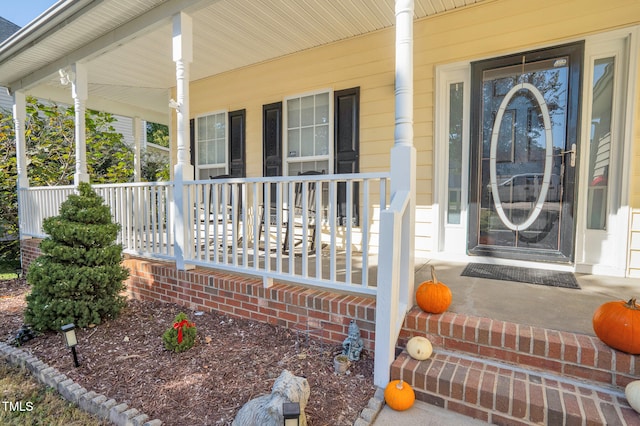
[0, 278, 376, 425]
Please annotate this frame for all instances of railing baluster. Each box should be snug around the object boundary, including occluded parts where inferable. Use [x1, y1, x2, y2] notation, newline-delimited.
[361, 179, 370, 288]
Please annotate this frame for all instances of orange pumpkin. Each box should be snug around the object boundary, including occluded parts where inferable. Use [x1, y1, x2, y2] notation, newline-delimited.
[415, 265, 452, 314]
[592, 298, 640, 354]
[384, 379, 415, 411]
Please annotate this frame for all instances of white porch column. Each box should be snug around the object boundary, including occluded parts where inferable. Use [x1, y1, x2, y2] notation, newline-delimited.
[72, 63, 89, 185]
[172, 12, 194, 270]
[392, 0, 416, 318]
[133, 117, 143, 182]
[374, 0, 416, 388]
[12, 91, 29, 239]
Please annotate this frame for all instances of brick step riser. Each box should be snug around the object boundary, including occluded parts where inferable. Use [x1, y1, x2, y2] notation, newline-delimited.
[399, 308, 639, 389]
[392, 352, 640, 426]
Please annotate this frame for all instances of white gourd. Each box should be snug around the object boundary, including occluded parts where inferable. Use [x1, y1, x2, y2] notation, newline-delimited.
[625, 380, 640, 413]
[406, 336, 433, 361]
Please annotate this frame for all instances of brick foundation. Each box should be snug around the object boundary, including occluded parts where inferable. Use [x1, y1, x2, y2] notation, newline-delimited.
[123, 257, 377, 352]
[20, 239, 377, 354]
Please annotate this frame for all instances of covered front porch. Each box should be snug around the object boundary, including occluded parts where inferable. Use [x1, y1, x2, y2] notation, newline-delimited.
[5, 0, 436, 387]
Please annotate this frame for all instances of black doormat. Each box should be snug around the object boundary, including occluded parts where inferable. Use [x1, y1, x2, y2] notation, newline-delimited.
[461, 263, 580, 289]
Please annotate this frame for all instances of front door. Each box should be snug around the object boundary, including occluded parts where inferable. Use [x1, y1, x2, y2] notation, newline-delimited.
[468, 42, 583, 262]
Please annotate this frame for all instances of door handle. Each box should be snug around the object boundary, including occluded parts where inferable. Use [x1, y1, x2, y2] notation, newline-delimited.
[562, 143, 577, 167]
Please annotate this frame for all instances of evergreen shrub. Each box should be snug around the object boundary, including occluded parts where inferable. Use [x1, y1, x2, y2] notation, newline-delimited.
[24, 182, 128, 331]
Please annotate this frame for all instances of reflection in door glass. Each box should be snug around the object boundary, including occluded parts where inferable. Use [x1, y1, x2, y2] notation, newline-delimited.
[448, 82, 464, 224]
[587, 57, 614, 230]
[479, 57, 568, 250]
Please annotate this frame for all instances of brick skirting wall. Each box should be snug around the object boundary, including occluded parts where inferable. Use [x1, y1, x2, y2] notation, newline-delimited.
[20, 239, 377, 354]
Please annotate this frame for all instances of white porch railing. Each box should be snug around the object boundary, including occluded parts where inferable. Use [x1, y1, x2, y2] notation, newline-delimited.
[19, 173, 388, 295]
[19, 185, 76, 238]
[181, 173, 388, 295]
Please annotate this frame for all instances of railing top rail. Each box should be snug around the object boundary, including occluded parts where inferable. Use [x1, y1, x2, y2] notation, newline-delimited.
[22, 185, 75, 191]
[189, 172, 390, 185]
[24, 172, 391, 191]
[92, 181, 173, 189]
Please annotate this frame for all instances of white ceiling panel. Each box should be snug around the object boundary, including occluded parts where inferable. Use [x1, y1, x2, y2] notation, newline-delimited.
[1, 0, 485, 121]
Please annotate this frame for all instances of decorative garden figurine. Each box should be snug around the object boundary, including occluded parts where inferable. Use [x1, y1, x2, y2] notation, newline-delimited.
[342, 320, 364, 361]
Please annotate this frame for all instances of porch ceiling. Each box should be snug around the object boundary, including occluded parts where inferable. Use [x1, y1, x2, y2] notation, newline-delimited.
[0, 0, 484, 123]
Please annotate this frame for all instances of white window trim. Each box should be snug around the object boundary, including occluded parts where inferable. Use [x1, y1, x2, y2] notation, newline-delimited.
[434, 62, 470, 256]
[575, 27, 638, 276]
[283, 88, 334, 175]
[194, 109, 228, 179]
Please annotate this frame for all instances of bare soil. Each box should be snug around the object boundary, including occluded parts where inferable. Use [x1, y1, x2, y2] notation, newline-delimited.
[0, 278, 376, 425]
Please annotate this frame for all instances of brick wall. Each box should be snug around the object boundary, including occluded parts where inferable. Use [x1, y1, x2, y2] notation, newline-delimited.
[123, 257, 377, 353]
[19, 239, 377, 354]
[20, 238, 41, 270]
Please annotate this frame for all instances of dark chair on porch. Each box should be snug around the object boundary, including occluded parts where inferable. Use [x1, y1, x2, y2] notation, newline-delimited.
[259, 170, 324, 254]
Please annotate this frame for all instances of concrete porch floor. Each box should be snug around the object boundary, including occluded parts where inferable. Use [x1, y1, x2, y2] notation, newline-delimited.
[420, 259, 640, 336]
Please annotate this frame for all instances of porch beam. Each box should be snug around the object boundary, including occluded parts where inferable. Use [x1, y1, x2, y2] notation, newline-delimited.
[28, 84, 169, 125]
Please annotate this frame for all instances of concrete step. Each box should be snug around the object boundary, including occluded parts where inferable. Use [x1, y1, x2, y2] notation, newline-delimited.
[391, 351, 639, 425]
[398, 307, 638, 389]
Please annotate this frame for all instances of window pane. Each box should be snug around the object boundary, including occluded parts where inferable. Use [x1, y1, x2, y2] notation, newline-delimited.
[587, 57, 615, 230]
[288, 129, 300, 157]
[215, 114, 225, 139]
[216, 139, 225, 164]
[301, 95, 315, 126]
[301, 127, 314, 156]
[315, 93, 329, 124]
[198, 142, 207, 166]
[197, 117, 207, 140]
[288, 98, 300, 128]
[447, 82, 464, 224]
[316, 124, 329, 155]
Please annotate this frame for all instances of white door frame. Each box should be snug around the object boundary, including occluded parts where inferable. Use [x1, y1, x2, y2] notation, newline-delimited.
[433, 27, 638, 276]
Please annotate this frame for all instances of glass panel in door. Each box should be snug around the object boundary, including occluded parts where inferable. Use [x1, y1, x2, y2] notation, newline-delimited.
[469, 43, 583, 262]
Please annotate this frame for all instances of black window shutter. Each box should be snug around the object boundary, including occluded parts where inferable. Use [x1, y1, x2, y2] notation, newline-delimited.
[189, 118, 196, 179]
[334, 87, 360, 226]
[263, 102, 283, 208]
[262, 102, 283, 177]
[228, 109, 246, 177]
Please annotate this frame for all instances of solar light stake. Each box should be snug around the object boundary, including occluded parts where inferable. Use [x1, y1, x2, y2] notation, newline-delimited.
[283, 402, 300, 426]
[61, 323, 80, 367]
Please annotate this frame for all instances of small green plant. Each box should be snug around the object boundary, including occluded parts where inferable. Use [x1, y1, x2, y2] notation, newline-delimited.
[162, 312, 197, 352]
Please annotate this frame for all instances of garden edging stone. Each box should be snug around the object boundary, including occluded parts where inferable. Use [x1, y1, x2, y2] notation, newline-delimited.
[0, 341, 162, 426]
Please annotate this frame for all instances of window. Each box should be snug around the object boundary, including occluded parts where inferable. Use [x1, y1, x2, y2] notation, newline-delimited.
[447, 82, 464, 224]
[586, 57, 615, 230]
[285, 91, 331, 175]
[435, 63, 470, 254]
[195, 111, 227, 179]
